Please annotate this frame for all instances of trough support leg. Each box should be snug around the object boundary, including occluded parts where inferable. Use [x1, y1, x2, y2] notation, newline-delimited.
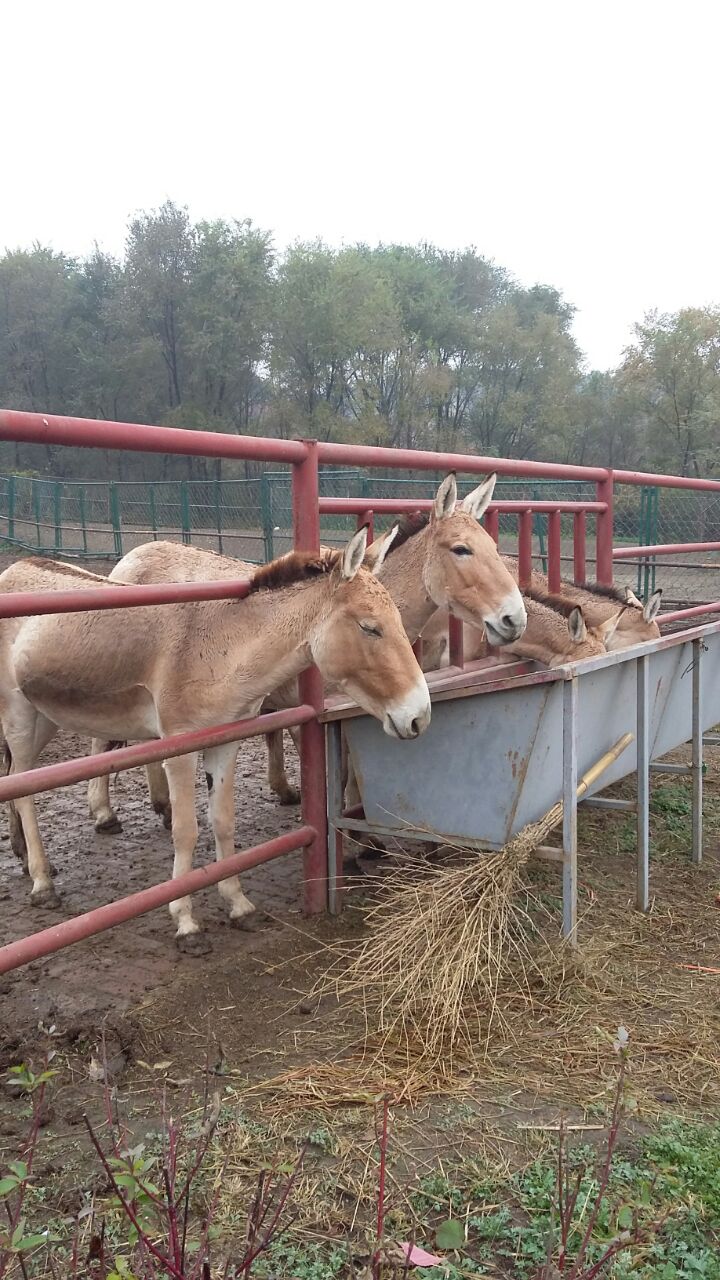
[636, 654, 650, 912]
[692, 638, 703, 865]
[562, 677, 578, 943]
[326, 722, 344, 915]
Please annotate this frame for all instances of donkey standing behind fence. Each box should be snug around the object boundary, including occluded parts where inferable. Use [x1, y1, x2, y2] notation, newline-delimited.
[0, 528, 431, 950]
[87, 473, 527, 831]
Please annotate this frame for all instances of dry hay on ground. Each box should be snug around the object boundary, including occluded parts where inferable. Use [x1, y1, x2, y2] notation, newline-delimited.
[242, 768, 720, 1119]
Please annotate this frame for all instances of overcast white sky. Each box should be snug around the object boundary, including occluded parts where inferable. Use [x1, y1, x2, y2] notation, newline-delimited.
[3, 0, 718, 370]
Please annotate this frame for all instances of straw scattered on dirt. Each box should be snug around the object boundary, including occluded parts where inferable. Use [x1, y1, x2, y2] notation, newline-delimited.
[240, 755, 720, 1120]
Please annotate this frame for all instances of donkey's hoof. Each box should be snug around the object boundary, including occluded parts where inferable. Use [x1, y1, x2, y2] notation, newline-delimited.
[176, 932, 212, 957]
[358, 842, 387, 861]
[277, 786, 301, 806]
[153, 804, 173, 831]
[95, 816, 123, 835]
[231, 912, 265, 932]
[31, 885, 61, 910]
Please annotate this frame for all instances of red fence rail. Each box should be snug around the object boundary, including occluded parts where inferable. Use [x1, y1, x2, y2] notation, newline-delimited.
[1, 408, 720, 974]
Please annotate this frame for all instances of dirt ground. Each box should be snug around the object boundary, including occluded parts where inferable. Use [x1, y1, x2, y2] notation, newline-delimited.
[0, 729, 316, 1056]
[1, 545, 720, 1277]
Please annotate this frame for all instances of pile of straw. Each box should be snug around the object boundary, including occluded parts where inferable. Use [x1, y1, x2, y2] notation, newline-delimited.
[318, 735, 634, 1070]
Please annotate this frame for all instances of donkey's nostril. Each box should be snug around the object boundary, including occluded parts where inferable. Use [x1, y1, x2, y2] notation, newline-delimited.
[410, 718, 420, 737]
[502, 614, 515, 631]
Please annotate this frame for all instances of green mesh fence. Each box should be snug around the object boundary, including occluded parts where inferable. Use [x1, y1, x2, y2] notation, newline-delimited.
[0, 470, 715, 605]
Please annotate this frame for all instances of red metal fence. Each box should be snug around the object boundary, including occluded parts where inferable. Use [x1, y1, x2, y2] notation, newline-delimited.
[1, 408, 720, 973]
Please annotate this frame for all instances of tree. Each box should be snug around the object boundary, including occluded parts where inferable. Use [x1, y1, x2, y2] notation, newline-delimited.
[124, 201, 195, 411]
[184, 219, 274, 433]
[618, 308, 720, 476]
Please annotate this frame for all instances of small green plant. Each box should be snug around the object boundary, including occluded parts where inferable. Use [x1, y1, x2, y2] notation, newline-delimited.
[0, 1059, 56, 1278]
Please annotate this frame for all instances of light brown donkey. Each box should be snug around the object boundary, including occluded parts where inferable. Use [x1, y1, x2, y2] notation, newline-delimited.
[88, 472, 526, 827]
[421, 588, 624, 671]
[0, 528, 430, 949]
[503, 560, 662, 650]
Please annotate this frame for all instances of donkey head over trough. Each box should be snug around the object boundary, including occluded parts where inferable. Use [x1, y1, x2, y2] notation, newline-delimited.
[369, 473, 527, 646]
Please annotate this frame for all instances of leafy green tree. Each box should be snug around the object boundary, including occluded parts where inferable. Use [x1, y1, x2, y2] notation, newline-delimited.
[124, 201, 195, 411]
[619, 307, 720, 475]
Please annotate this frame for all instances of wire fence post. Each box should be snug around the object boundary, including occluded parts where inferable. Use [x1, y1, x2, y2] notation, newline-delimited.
[214, 479, 223, 553]
[78, 488, 88, 554]
[533, 485, 547, 573]
[109, 482, 123, 558]
[260, 471, 274, 561]
[53, 480, 62, 552]
[33, 479, 41, 550]
[148, 483, 157, 540]
[6, 475, 14, 541]
[636, 487, 647, 597]
[180, 480, 191, 545]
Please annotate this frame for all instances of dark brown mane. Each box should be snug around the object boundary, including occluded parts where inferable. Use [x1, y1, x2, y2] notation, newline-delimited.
[523, 586, 582, 620]
[384, 510, 430, 556]
[576, 580, 626, 605]
[248, 549, 340, 594]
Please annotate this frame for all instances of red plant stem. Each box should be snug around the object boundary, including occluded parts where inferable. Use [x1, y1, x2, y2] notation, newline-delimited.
[566, 1054, 627, 1280]
[240, 1147, 307, 1272]
[163, 1166, 182, 1267]
[82, 1116, 186, 1280]
[373, 1097, 390, 1276]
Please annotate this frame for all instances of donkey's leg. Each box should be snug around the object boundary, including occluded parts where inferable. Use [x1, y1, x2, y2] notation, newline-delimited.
[162, 751, 208, 952]
[145, 762, 172, 829]
[2, 742, 28, 871]
[4, 712, 60, 906]
[87, 738, 123, 834]
[204, 742, 255, 924]
[265, 730, 300, 805]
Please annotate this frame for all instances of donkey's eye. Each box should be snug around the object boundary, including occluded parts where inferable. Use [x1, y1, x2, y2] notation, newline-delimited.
[359, 621, 382, 637]
[452, 545, 472, 556]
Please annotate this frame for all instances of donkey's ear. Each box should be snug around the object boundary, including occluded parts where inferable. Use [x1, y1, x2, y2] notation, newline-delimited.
[625, 586, 644, 608]
[433, 473, 457, 521]
[600, 607, 624, 646]
[370, 525, 398, 576]
[341, 525, 368, 580]
[460, 473, 497, 521]
[568, 606, 587, 644]
[644, 589, 663, 623]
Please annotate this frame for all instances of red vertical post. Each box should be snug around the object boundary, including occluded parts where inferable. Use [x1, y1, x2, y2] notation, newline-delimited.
[292, 441, 328, 915]
[518, 510, 533, 588]
[596, 471, 614, 586]
[547, 510, 562, 592]
[448, 614, 464, 667]
[484, 507, 499, 545]
[573, 512, 587, 585]
[356, 508, 374, 541]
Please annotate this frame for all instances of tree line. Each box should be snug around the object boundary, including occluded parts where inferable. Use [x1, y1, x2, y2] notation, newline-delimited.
[0, 201, 718, 480]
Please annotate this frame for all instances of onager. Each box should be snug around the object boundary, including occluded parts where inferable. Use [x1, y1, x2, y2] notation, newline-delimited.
[87, 472, 526, 829]
[504, 562, 662, 650]
[420, 588, 624, 671]
[0, 528, 430, 949]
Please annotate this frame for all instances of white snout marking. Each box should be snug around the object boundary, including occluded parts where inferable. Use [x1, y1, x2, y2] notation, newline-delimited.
[484, 587, 527, 646]
[382, 676, 432, 739]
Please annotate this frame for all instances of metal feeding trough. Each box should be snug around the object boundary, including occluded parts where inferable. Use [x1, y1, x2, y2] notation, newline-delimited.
[324, 620, 720, 938]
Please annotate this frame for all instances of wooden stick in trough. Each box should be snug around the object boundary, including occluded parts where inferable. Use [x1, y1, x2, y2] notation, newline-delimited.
[515, 731, 635, 862]
[576, 732, 635, 801]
